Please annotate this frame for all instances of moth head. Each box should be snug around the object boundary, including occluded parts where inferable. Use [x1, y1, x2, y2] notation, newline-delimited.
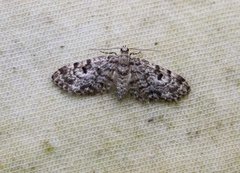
[120, 45, 129, 54]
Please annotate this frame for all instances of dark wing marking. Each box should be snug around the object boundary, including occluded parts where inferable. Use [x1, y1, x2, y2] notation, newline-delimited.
[129, 57, 190, 101]
[52, 56, 118, 95]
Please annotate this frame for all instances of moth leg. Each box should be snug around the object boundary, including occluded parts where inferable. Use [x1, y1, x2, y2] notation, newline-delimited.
[100, 51, 118, 56]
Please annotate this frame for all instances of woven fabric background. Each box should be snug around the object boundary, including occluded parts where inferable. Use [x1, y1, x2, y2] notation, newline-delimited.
[0, 0, 240, 172]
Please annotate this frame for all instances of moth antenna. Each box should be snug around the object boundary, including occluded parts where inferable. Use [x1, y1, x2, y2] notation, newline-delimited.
[89, 47, 121, 51]
[129, 48, 161, 52]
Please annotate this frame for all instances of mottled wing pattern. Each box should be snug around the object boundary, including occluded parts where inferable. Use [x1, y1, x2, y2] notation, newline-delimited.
[129, 57, 190, 101]
[52, 56, 117, 95]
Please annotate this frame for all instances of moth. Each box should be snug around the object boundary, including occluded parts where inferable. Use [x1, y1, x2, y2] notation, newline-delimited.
[52, 46, 190, 101]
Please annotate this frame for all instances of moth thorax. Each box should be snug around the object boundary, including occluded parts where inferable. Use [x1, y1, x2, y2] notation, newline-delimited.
[118, 55, 130, 65]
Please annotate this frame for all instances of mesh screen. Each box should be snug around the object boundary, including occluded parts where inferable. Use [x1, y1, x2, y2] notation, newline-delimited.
[0, 0, 240, 172]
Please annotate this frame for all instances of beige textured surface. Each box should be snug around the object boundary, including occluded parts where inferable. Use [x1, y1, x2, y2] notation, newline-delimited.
[0, 0, 240, 172]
